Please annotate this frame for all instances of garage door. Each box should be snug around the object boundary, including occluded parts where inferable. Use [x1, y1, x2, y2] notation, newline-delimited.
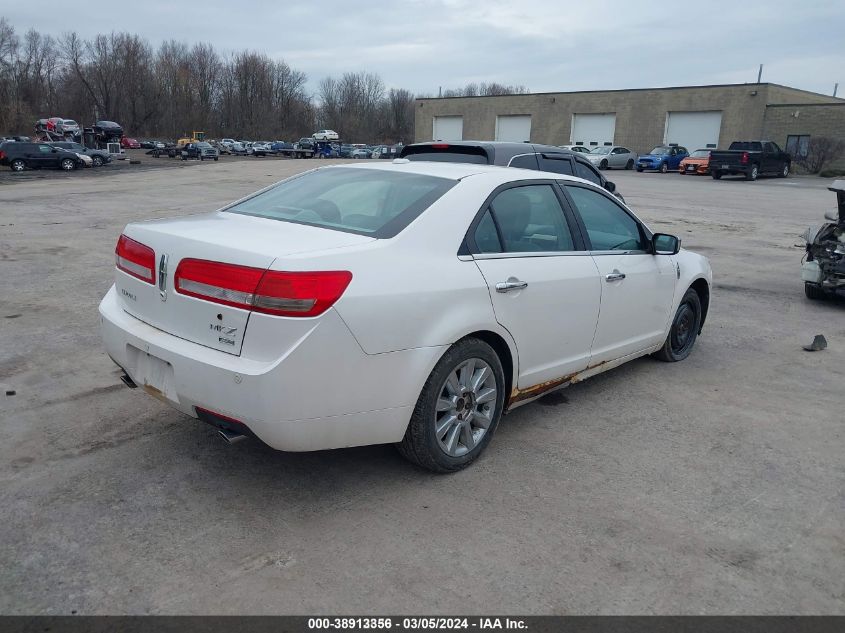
[665, 111, 722, 151]
[432, 116, 463, 141]
[571, 113, 616, 147]
[495, 115, 531, 142]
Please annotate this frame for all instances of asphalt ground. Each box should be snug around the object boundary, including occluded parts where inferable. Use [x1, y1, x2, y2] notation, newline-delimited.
[0, 157, 842, 614]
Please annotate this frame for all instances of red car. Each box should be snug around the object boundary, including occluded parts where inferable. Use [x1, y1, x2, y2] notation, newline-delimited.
[120, 137, 141, 149]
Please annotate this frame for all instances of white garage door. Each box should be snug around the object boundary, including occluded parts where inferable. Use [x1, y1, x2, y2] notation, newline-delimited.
[665, 111, 722, 151]
[495, 115, 531, 142]
[432, 116, 463, 141]
[571, 113, 616, 147]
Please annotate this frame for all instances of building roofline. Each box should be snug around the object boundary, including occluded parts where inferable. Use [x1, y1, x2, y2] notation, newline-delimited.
[766, 101, 845, 107]
[416, 82, 843, 102]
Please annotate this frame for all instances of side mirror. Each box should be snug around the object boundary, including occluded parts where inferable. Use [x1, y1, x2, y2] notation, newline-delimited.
[652, 233, 680, 255]
[604, 180, 616, 193]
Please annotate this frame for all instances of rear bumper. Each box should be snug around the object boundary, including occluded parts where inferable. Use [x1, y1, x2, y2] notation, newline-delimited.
[99, 285, 444, 451]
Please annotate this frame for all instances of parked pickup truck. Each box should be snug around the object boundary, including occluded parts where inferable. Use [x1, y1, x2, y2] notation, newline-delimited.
[710, 141, 791, 181]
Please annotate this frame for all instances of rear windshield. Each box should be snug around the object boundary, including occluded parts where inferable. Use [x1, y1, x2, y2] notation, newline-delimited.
[225, 168, 456, 238]
[729, 142, 762, 151]
[401, 144, 489, 165]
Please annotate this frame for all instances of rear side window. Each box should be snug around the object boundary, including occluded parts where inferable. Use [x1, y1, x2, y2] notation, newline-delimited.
[474, 211, 502, 253]
[574, 161, 602, 185]
[401, 145, 489, 164]
[226, 168, 456, 238]
[509, 154, 539, 170]
[480, 185, 575, 253]
[538, 155, 574, 176]
[566, 186, 645, 252]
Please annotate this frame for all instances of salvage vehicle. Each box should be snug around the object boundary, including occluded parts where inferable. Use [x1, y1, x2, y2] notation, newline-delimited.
[678, 149, 712, 175]
[400, 140, 625, 202]
[48, 141, 113, 167]
[100, 161, 712, 472]
[313, 129, 339, 140]
[558, 145, 591, 154]
[0, 141, 85, 171]
[585, 145, 636, 170]
[92, 121, 124, 144]
[636, 146, 689, 173]
[180, 142, 219, 161]
[709, 141, 791, 181]
[802, 179, 845, 299]
[120, 137, 141, 149]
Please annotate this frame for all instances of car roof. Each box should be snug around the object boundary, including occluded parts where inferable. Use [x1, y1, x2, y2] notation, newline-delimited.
[326, 159, 602, 189]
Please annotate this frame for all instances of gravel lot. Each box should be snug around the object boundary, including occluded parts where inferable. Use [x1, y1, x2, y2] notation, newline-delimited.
[0, 157, 842, 615]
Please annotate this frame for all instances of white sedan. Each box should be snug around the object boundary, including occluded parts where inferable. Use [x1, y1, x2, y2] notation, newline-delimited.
[312, 129, 339, 141]
[100, 161, 712, 472]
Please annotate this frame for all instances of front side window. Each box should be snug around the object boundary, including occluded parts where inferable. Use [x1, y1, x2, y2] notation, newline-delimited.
[566, 185, 646, 252]
[38, 144, 52, 153]
[480, 185, 575, 253]
[226, 168, 455, 238]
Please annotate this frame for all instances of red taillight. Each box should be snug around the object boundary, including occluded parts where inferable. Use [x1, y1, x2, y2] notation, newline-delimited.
[741, 151, 749, 164]
[115, 234, 155, 284]
[0, 150, 6, 160]
[432, 143, 449, 149]
[174, 259, 352, 318]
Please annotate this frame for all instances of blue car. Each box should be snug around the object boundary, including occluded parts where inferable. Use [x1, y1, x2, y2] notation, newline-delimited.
[636, 145, 689, 173]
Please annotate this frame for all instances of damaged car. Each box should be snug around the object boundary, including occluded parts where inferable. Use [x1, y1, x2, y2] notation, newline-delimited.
[802, 179, 845, 300]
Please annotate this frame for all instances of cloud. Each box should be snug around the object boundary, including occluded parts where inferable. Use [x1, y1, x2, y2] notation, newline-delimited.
[2, 0, 842, 96]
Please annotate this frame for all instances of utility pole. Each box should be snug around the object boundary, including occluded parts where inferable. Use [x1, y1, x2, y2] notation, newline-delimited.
[835, 83, 839, 98]
[757, 64, 763, 83]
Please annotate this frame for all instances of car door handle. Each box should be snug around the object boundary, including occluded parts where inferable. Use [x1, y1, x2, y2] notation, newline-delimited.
[605, 270, 626, 282]
[495, 279, 528, 293]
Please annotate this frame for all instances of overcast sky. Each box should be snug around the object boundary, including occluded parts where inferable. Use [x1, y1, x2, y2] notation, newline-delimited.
[4, 0, 844, 97]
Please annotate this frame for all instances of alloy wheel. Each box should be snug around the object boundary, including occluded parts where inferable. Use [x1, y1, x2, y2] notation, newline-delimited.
[434, 358, 497, 457]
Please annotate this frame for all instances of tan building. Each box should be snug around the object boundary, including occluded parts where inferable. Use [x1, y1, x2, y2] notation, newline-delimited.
[414, 83, 844, 156]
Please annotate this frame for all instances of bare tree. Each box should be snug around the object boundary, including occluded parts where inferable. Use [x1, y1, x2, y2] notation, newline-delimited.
[794, 137, 845, 174]
[0, 22, 407, 143]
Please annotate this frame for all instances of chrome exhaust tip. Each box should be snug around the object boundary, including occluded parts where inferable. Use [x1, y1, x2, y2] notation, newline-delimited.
[218, 428, 246, 444]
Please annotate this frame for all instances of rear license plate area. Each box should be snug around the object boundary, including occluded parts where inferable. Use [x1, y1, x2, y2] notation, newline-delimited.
[127, 345, 177, 402]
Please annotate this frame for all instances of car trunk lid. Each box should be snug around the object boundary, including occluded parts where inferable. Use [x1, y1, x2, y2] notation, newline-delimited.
[114, 211, 373, 355]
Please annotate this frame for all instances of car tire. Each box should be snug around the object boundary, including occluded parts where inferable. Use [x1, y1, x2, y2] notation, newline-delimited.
[91, 156, 104, 167]
[214, 157, 218, 161]
[660, 162, 669, 174]
[804, 282, 827, 301]
[779, 163, 790, 178]
[626, 159, 634, 170]
[60, 158, 76, 171]
[654, 288, 702, 362]
[636, 168, 643, 172]
[10, 159, 26, 172]
[397, 337, 506, 473]
[711, 171, 722, 180]
[745, 164, 759, 181]
[600, 160, 608, 170]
